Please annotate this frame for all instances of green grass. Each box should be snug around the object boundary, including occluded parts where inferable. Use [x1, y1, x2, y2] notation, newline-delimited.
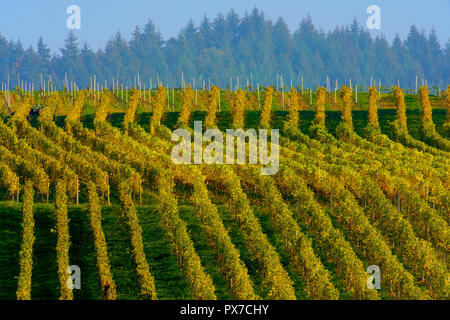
[31, 204, 59, 300]
[178, 203, 231, 299]
[215, 204, 266, 298]
[0, 202, 22, 300]
[101, 205, 141, 299]
[136, 204, 192, 299]
[251, 205, 308, 300]
[68, 205, 102, 299]
[0, 198, 244, 299]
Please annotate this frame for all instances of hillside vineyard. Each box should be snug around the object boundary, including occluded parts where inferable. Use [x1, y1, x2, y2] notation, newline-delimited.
[0, 84, 449, 300]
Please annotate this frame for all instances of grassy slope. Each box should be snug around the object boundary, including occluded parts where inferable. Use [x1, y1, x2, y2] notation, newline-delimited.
[0, 102, 448, 299]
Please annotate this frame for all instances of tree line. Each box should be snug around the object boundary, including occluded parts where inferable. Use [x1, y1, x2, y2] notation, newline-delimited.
[0, 8, 448, 90]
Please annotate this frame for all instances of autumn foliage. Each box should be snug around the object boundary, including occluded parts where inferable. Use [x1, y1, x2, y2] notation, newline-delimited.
[55, 180, 73, 300]
[16, 181, 35, 300]
[286, 87, 300, 130]
[340, 85, 353, 129]
[393, 86, 408, 130]
[367, 86, 380, 129]
[314, 87, 327, 127]
[87, 182, 117, 300]
[205, 86, 219, 129]
[178, 87, 195, 128]
[230, 89, 246, 129]
[150, 86, 167, 134]
[419, 86, 433, 123]
[124, 88, 140, 132]
[259, 87, 273, 129]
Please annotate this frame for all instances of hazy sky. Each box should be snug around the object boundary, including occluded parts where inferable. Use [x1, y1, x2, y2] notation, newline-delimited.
[1, 0, 449, 54]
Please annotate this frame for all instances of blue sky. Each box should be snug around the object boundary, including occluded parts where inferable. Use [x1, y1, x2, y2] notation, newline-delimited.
[1, 0, 449, 54]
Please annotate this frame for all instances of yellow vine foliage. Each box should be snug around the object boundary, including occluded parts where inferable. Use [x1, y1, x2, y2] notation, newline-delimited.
[0, 91, 5, 114]
[124, 88, 139, 132]
[16, 181, 35, 300]
[297, 90, 306, 110]
[0, 163, 19, 198]
[12, 94, 34, 121]
[178, 86, 194, 128]
[252, 171, 339, 299]
[0, 144, 49, 197]
[230, 88, 246, 128]
[150, 86, 167, 134]
[94, 89, 113, 127]
[276, 166, 379, 300]
[7, 92, 19, 114]
[205, 86, 219, 128]
[157, 173, 217, 299]
[245, 91, 257, 110]
[444, 85, 450, 118]
[87, 182, 117, 300]
[340, 85, 353, 129]
[418, 85, 450, 149]
[55, 180, 73, 300]
[314, 87, 327, 127]
[39, 93, 61, 122]
[419, 86, 433, 124]
[66, 90, 87, 125]
[187, 167, 258, 299]
[259, 87, 273, 129]
[286, 87, 300, 129]
[203, 166, 296, 299]
[444, 86, 450, 135]
[119, 182, 157, 299]
[393, 86, 408, 130]
[368, 86, 380, 129]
